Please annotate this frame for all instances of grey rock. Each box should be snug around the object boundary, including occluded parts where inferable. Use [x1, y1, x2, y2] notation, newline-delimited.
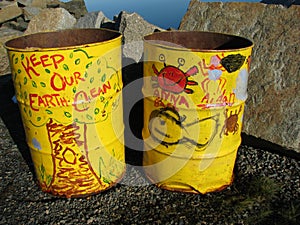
[17, 0, 50, 8]
[0, 1, 23, 24]
[101, 16, 116, 30]
[46, 0, 62, 8]
[24, 8, 76, 35]
[23, 6, 42, 21]
[74, 11, 109, 28]
[261, 0, 300, 7]
[60, 0, 88, 19]
[17, 0, 33, 6]
[2, 16, 28, 31]
[30, 0, 47, 8]
[0, 1, 15, 7]
[179, 0, 300, 152]
[0, 27, 23, 76]
[115, 11, 164, 62]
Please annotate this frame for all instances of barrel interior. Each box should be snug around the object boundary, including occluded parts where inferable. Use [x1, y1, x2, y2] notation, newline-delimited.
[144, 31, 253, 50]
[5, 29, 121, 49]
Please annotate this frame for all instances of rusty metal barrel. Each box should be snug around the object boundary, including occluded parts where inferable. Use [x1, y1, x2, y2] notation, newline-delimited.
[5, 29, 125, 197]
[142, 31, 253, 194]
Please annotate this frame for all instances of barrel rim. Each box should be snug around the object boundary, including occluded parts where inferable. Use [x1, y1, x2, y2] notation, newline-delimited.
[4, 28, 122, 52]
[143, 30, 253, 52]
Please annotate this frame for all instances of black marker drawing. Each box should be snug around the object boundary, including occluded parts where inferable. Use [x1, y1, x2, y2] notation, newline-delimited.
[148, 107, 220, 150]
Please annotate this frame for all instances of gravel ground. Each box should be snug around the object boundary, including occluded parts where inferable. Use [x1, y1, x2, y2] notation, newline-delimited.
[0, 115, 299, 225]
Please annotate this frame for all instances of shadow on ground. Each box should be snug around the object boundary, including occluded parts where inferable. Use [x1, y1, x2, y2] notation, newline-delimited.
[0, 75, 34, 173]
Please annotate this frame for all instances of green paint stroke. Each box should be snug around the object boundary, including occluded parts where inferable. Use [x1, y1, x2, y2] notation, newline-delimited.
[101, 74, 106, 82]
[75, 58, 80, 65]
[86, 114, 93, 120]
[86, 62, 92, 69]
[73, 49, 93, 59]
[32, 81, 37, 88]
[90, 77, 94, 84]
[104, 58, 122, 91]
[11, 54, 15, 64]
[99, 156, 110, 184]
[63, 64, 69, 71]
[24, 91, 27, 100]
[46, 109, 53, 114]
[97, 58, 101, 65]
[94, 108, 100, 115]
[64, 111, 72, 118]
[39, 163, 52, 186]
[98, 149, 121, 185]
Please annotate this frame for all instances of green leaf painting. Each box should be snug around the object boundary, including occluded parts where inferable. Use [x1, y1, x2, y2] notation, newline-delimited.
[101, 74, 106, 82]
[63, 64, 69, 71]
[32, 81, 37, 88]
[64, 111, 72, 118]
[75, 58, 80, 65]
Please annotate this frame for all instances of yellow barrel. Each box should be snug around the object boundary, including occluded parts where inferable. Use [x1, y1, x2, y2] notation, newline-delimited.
[5, 29, 125, 197]
[142, 31, 253, 194]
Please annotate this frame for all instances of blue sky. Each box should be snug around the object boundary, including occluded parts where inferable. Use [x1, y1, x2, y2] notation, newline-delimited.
[65, 0, 261, 28]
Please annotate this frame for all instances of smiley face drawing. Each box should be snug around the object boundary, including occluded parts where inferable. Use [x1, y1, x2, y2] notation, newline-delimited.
[148, 107, 219, 151]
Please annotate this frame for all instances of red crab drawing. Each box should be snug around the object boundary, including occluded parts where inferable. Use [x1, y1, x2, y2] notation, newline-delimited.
[152, 54, 199, 94]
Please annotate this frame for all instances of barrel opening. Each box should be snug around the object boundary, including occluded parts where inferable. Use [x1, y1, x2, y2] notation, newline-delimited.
[5, 29, 121, 49]
[144, 31, 253, 50]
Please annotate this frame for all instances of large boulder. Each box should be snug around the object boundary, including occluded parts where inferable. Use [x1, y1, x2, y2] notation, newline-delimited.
[0, 27, 23, 76]
[23, 6, 42, 21]
[260, 0, 300, 7]
[74, 11, 109, 28]
[179, 0, 300, 152]
[60, 0, 88, 19]
[115, 11, 164, 62]
[0, 1, 23, 24]
[24, 7, 76, 34]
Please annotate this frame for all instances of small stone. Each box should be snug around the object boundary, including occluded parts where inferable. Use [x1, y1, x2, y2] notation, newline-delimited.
[87, 218, 94, 224]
